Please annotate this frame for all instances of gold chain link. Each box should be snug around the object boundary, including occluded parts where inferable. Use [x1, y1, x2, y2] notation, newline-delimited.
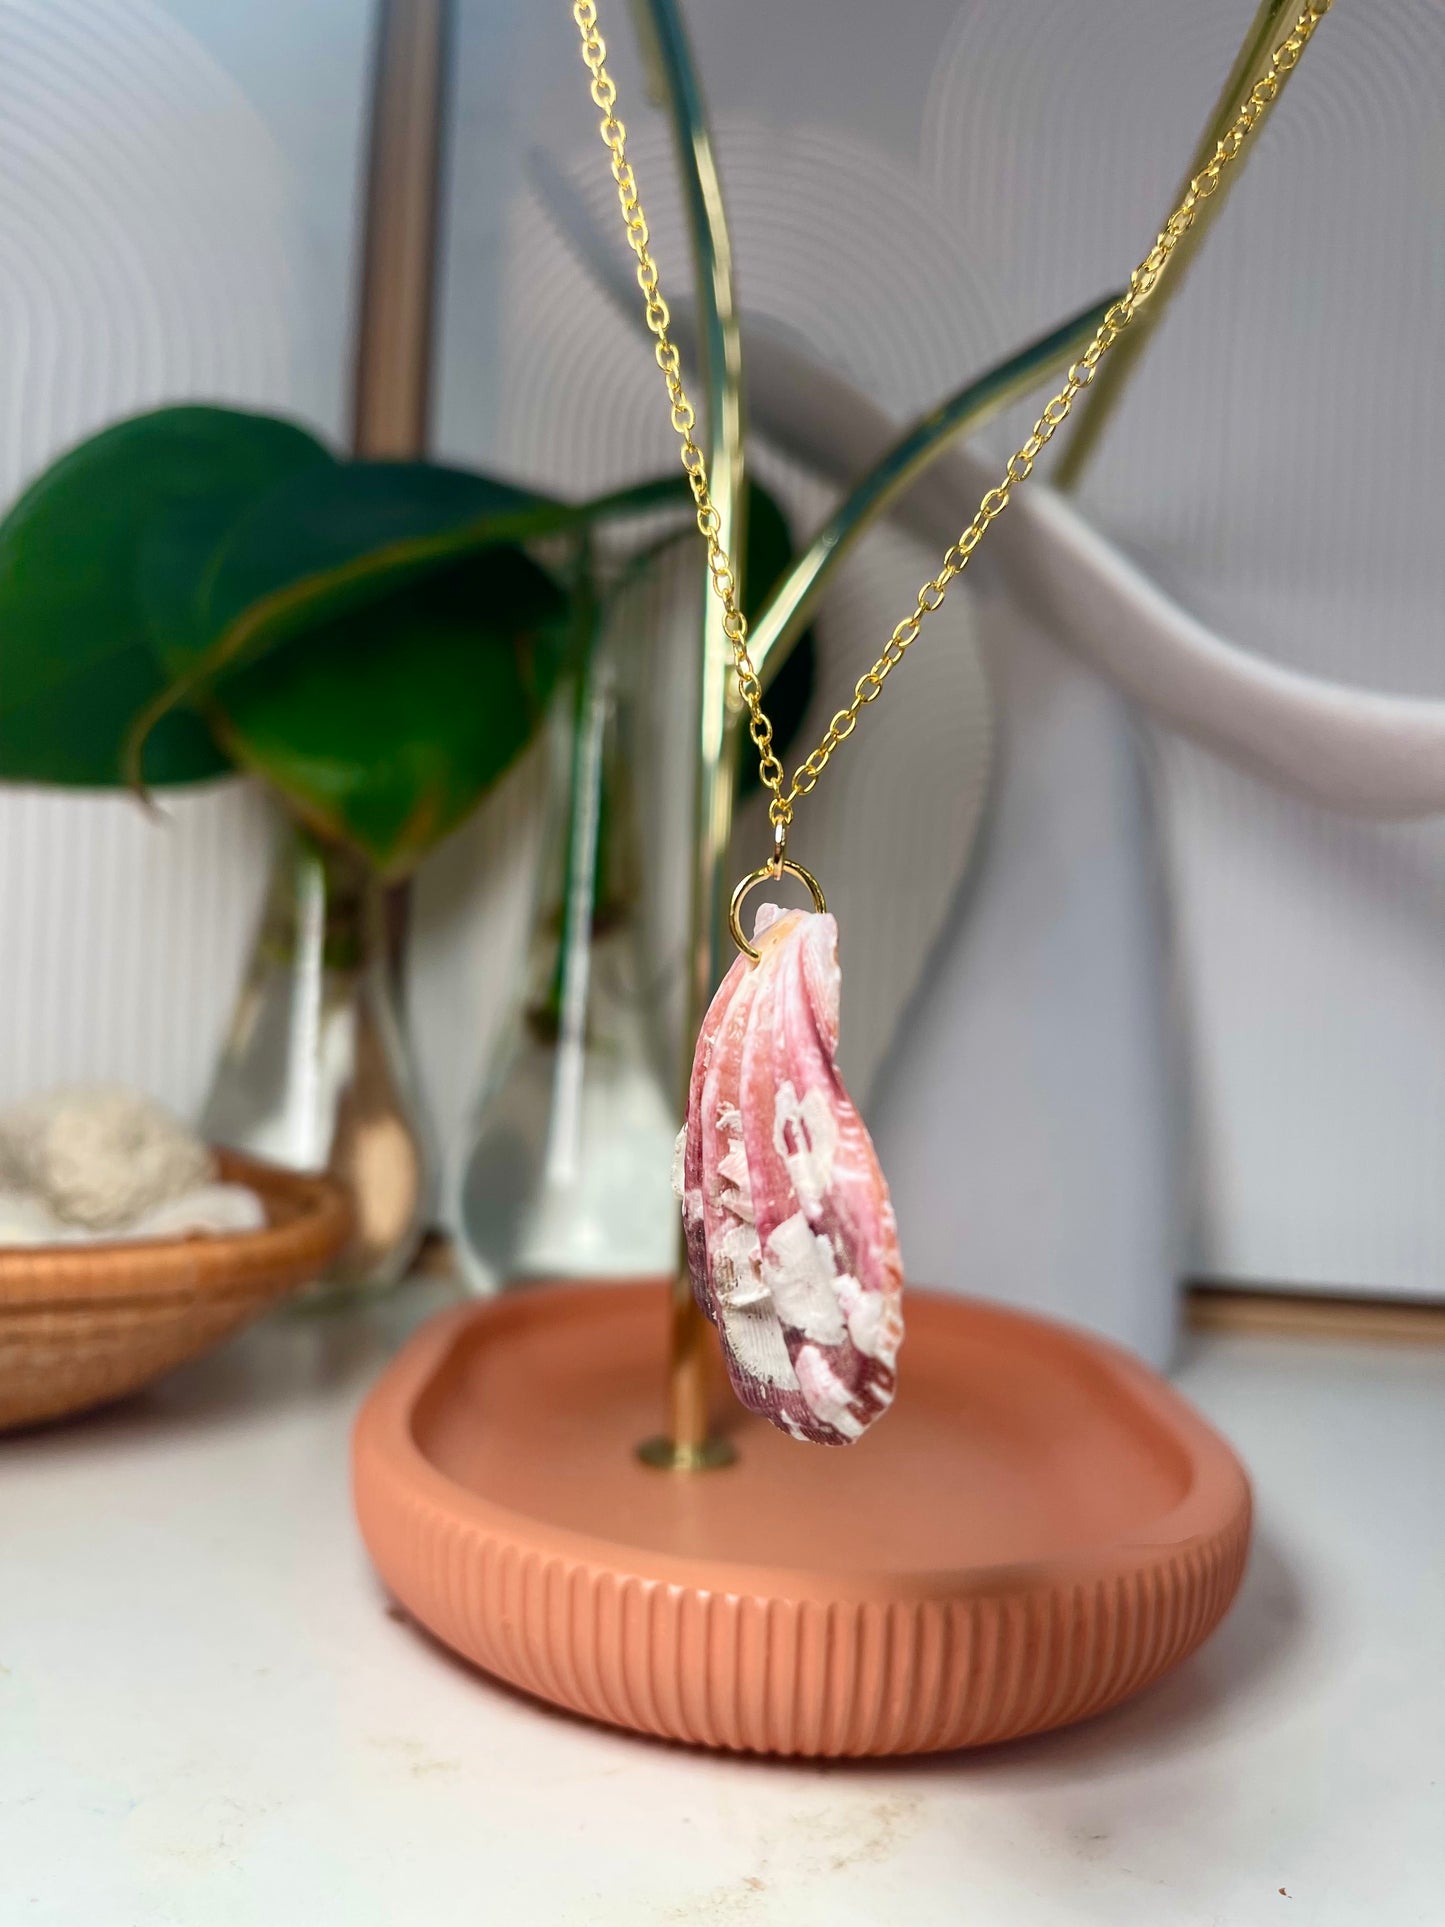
[572, 0, 1330, 832]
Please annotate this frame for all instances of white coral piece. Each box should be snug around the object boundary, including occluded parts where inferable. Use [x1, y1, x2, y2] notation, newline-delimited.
[0, 1086, 215, 1230]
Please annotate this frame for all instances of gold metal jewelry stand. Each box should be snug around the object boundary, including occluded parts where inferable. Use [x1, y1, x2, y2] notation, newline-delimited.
[1054, 0, 1309, 491]
[629, 0, 1332, 1466]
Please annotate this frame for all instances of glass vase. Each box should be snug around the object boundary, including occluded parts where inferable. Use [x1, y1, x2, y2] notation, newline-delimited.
[202, 820, 433, 1298]
[457, 646, 679, 1292]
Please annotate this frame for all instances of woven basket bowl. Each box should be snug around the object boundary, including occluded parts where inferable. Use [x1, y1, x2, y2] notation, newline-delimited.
[0, 1150, 351, 1431]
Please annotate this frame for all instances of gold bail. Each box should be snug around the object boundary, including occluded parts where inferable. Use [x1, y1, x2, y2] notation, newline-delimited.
[728, 844, 827, 962]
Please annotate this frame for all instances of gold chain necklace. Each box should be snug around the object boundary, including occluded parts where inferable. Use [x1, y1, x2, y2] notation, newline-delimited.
[572, 0, 1330, 1447]
[573, 0, 1330, 948]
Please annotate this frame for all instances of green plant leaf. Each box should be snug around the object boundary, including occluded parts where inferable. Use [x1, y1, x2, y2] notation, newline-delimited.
[138, 464, 539, 686]
[127, 460, 689, 783]
[0, 405, 334, 784]
[738, 479, 816, 797]
[156, 463, 550, 674]
[208, 545, 575, 878]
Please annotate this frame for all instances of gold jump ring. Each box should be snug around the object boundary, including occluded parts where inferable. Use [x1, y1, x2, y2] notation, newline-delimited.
[728, 857, 827, 963]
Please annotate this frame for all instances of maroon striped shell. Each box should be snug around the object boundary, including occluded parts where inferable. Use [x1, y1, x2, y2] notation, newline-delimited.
[674, 904, 903, 1444]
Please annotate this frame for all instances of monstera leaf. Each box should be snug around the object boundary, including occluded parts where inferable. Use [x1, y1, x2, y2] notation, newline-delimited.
[0, 406, 334, 783]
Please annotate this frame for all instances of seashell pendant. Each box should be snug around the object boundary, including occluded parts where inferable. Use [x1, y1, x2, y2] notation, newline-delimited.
[674, 902, 904, 1445]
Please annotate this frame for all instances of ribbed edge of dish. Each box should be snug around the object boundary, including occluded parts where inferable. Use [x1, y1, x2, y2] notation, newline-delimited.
[355, 1405, 1252, 1758]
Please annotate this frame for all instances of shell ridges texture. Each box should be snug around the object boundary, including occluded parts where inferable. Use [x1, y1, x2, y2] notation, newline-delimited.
[676, 905, 904, 1445]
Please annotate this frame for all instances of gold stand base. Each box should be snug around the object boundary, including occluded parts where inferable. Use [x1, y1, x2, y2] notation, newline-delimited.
[636, 1433, 738, 1472]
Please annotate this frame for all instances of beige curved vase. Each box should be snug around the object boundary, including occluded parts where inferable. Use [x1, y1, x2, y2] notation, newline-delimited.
[353, 1281, 1251, 1757]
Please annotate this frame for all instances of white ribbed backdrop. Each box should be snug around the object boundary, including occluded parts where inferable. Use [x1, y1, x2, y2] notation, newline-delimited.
[0, 0, 368, 1114]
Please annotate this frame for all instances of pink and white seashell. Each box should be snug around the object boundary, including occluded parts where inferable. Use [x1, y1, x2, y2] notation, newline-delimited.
[674, 903, 904, 1445]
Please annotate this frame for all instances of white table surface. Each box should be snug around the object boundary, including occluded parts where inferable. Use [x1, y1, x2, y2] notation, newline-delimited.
[2, 1281, 1441, 1927]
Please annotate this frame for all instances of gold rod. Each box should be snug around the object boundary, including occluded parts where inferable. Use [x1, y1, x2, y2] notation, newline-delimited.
[633, 0, 742, 1472]
[350, 0, 450, 982]
[1053, 0, 1301, 492]
[350, 0, 450, 458]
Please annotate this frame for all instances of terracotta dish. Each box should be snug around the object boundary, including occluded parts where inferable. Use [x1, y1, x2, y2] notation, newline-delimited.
[0, 1149, 350, 1430]
[353, 1281, 1252, 1756]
